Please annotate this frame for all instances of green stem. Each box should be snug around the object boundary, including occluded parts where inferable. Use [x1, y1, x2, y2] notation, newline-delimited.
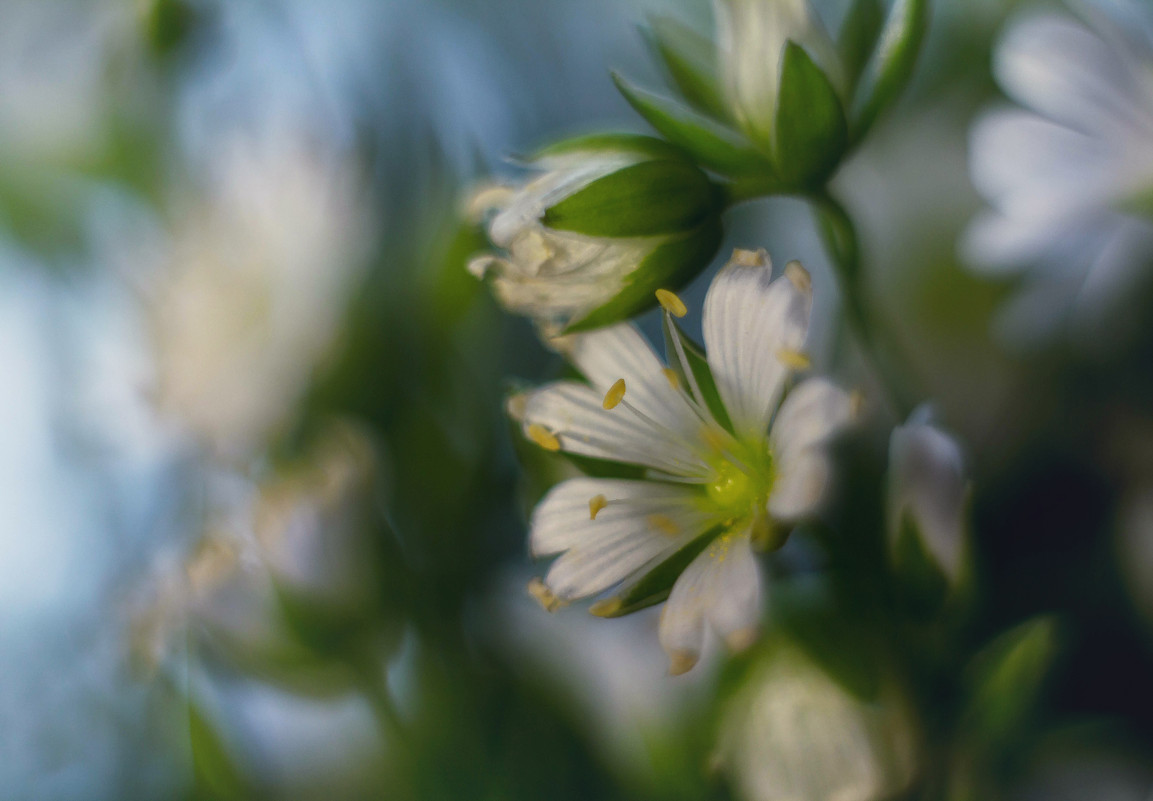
[351, 651, 407, 745]
[810, 192, 918, 419]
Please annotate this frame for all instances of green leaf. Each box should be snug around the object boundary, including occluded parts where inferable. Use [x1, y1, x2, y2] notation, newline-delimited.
[962, 617, 1061, 757]
[890, 510, 948, 620]
[661, 316, 733, 431]
[612, 72, 776, 181]
[774, 41, 848, 189]
[543, 159, 718, 237]
[563, 216, 723, 332]
[838, 0, 885, 92]
[189, 702, 252, 801]
[643, 15, 729, 121]
[529, 132, 689, 164]
[850, 0, 929, 143]
[591, 525, 724, 617]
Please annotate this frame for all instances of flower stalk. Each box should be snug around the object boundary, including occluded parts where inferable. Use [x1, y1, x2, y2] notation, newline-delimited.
[812, 192, 918, 419]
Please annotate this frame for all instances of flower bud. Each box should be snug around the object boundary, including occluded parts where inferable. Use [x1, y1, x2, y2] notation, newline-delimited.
[467, 134, 722, 333]
[888, 407, 969, 591]
[715, 641, 917, 801]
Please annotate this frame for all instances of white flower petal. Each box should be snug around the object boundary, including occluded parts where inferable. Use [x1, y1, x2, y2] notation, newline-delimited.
[543, 494, 708, 601]
[703, 254, 812, 438]
[659, 531, 761, 672]
[555, 324, 701, 439]
[521, 381, 709, 477]
[768, 452, 831, 521]
[996, 12, 1153, 139]
[888, 418, 967, 581]
[769, 377, 853, 465]
[529, 477, 710, 557]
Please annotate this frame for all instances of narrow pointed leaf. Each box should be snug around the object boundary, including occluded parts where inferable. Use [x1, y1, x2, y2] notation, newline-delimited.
[838, 0, 885, 91]
[644, 15, 730, 120]
[543, 159, 717, 237]
[774, 42, 848, 188]
[850, 0, 929, 143]
[529, 132, 689, 164]
[612, 72, 775, 180]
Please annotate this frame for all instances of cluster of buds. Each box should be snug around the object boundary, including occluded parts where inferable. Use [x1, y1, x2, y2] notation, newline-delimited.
[468, 0, 927, 331]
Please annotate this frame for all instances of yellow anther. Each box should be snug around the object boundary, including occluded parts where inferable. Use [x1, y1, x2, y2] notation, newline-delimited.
[661, 368, 681, 390]
[776, 348, 811, 371]
[785, 260, 812, 292]
[668, 650, 699, 676]
[655, 288, 688, 318]
[730, 247, 769, 268]
[589, 494, 608, 520]
[725, 626, 759, 652]
[850, 388, 866, 419]
[527, 423, 561, 452]
[647, 513, 680, 536]
[602, 378, 626, 410]
[589, 598, 623, 617]
[527, 578, 563, 613]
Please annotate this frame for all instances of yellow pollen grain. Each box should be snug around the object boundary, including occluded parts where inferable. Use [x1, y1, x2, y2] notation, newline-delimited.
[602, 378, 626, 410]
[776, 348, 811, 371]
[589, 598, 623, 617]
[730, 247, 769, 268]
[589, 494, 608, 520]
[647, 513, 680, 536]
[526, 423, 561, 452]
[527, 578, 563, 613]
[785, 260, 812, 292]
[661, 368, 680, 390]
[655, 288, 688, 318]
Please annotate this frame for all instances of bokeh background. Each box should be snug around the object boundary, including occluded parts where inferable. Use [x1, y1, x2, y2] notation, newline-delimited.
[3, 0, 1153, 799]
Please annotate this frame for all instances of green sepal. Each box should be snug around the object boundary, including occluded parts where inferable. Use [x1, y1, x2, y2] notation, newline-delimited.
[838, 0, 885, 93]
[661, 316, 733, 431]
[562, 216, 722, 333]
[543, 159, 718, 237]
[774, 41, 848, 189]
[612, 72, 777, 181]
[591, 524, 725, 617]
[850, 0, 929, 144]
[528, 132, 690, 164]
[642, 15, 730, 121]
[189, 701, 254, 801]
[961, 616, 1061, 758]
[890, 510, 948, 621]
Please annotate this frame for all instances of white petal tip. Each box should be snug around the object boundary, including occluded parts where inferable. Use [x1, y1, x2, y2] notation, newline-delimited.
[729, 247, 771, 268]
[785, 260, 812, 293]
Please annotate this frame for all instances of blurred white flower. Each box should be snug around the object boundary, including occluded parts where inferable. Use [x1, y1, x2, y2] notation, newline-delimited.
[715, 643, 916, 801]
[888, 406, 969, 584]
[964, 1, 1153, 342]
[146, 135, 371, 461]
[512, 249, 854, 674]
[129, 421, 384, 677]
[714, 0, 843, 149]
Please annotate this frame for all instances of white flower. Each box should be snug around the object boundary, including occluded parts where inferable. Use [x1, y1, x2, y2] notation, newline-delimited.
[714, 643, 916, 801]
[888, 406, 969, 584]
[714, 0, 844, 149]
[512, 249, 854, 674]
[468, 136, 721, 332]
[964, 2, 1153, 342]
[147, 134, 371, 461]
